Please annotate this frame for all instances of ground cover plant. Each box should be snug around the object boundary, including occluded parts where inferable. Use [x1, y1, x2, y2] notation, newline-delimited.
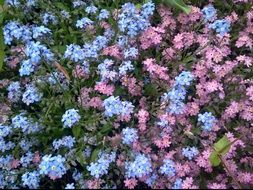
[0, 0, 253, 189]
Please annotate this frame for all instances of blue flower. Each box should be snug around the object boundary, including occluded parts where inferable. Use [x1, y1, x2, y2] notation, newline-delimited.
[19, 60, 36, 76]
[22, 84, 43, 105]
[25, 41, 54, 63]
[5, 0, 20, 7]
[141, 1, 155, 19]
[119, 61, 134, 75]
[182, 146, 199, 160]
[85, 5, 97, 14]
[87, 151, 116, 178]
[175, 71, 194, 87]
[3, 21, 31, 45]
[103, 96, 134, 117]
[0, 138, 15, 152]
[198, 112, 216, 131]
[72, 0, 85, 8]
[64, 44, 85, 62]
[61, 109, 81, 128]
[145, 173, 157, 187]
[118, 2, 154, 37]
[76, 17, 93, 28]
[202, 4, 217, 22]
[12, 113, 40, 133]
[157, 119, 169, 129]
[32, 25, 51, 39]
[122, 127, 138, 145]
[98, 9, 110, 20]
[20, 151, 34, 167]
[41, 12, 57, 25]
[209, 19, 230, 36]
[173, 178, 183, 189]
[123, 47, 138, 59]
[22, 171, 40, 189]
[26, 0, 36, 6]
[7, 81, 22, 102]
[12, 113, 29, 129]
[125, 153, 152, 178]
[163, 71, 193, 115]
[61, 10, 71, 19]
[19, 139, 33, 151]
[39, 155, 66, 180]
[0, 125, 12, 138]
[159, 159, 176, 177]
[53, 136, 76, 149]
[65, 183, 75, 189]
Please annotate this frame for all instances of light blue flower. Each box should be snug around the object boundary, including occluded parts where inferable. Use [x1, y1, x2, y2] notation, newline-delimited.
[64, 44, 85, 62]
[103, 96, 134, 117]
[39, 155, 66, 180]
[125, 153, 152, 178]
[41, 12, 57, 25]
[202, 4, 217, 22]
[0, 125, 12, 138]
[118, 2, 155, 37]
[159, 159, 176, 177]
[32, 25, 51, 39]
[87, 151, 116, 178]
[123, 47, 138, 59]
[98, 9, 110, 20]
[7, 81, 22, 102]
[22, 171, 40, 189]
[85, 5, 97, 14]
[53, 136, 76, 149]
[173, 178, 183, 189]
[198, 112, 216, 131]
[175, 71, 194, 87]
[76, 17, 93, 28]
[182, 146, 199, 160]
[22, 84, 43, 105]
[61, 109, 81, 128]
[119, 61, 134, 75]
[122, 127, 138, 145]
[65, 183, 75, 189]
[209, 19, 230, 36]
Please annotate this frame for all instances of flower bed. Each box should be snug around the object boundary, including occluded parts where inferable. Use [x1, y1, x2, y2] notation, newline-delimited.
[0, 0, 253, 189]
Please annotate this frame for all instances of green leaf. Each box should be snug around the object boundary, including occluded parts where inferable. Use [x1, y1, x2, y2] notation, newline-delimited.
[72, 125, 82, 138]
[162, 0, 191, 14]
[100, 123, 112, 134]
[90, 147, 101, 162]
[209, 135, 231, 166]
[144, 83, 158, 97]
[209, 151, 221, 166]
[214, 135, 231, 155]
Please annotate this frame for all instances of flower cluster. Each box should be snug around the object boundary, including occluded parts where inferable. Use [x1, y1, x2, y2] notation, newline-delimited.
[61, 109, 81, 128]
[198, 112, 216, 131]
[39, 155, 66, 180]
[87, 152, 116, 178]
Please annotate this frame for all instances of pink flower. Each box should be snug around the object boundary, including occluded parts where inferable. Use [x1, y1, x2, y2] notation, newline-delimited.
[10, 159, 20, 169]
[140, 27, 164, 50]
[72, 64, 89, 79]
[246, 86, 253, 101]
[143, 58, 169, 81]
[102, 45, 122, 59]
[94, 82, 115, 96]
[88, 97, 103, 109]
[208, 183, 227, 189]
[124, 178, 138, 189]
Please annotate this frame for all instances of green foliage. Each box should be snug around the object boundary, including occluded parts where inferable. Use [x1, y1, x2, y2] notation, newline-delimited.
[209, 135, 232, 166]
[156, 0, 191, 14]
